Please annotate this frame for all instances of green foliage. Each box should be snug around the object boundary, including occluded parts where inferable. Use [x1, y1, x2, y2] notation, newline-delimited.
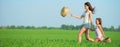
[0, 25, 120, 31]
[0, 29, 120, 47]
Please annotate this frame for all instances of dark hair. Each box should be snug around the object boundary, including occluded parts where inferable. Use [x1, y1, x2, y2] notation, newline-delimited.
[85, 2, 95, 14]
[96, 18, 102, 26]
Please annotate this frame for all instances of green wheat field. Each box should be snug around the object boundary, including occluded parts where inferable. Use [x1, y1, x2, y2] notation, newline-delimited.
[0, 29, 120, 47]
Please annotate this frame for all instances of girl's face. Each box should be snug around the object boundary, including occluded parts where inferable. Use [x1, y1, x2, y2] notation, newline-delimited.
[96, 19, 99, 25]
[84, 5, 89, 11]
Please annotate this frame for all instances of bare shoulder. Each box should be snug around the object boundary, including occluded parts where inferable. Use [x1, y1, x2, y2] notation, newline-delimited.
[89, 11, 92, 13]
[89, 11, 92, 16]
[98, 25, 102, 28]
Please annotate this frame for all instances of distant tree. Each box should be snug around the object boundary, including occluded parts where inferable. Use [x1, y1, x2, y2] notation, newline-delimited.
[10, 25, 16, 29]
[75, 25, 82, 30]
[40, 26, 47, 29]
[103, 27, 109, 31]
[0, 26, 1, 29]
[31, 26, 35, 29]
[17, 26, 25, 29]
[66, 25, 74, 30]
[117, 25, 120, 31]
[61, 24, 66, 30]
[26, 26, 31, 29]
[110, 26, 114, 31]
[48, 27, 60, 29]
[61, 24, 75, 30]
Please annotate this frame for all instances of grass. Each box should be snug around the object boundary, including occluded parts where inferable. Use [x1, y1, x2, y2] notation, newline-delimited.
[0, 29, 120, 47]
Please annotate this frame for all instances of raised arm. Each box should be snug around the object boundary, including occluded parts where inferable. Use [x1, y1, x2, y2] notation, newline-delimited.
[71, 13, 83, 19]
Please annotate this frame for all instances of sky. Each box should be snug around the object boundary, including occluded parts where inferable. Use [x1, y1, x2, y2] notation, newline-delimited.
[0, 0, 120, 28]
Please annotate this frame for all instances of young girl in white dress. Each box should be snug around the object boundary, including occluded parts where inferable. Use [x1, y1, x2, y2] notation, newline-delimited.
[95, 18, 105, 42]
[71, 2, 95, 43]
[95, 18, 111, 42]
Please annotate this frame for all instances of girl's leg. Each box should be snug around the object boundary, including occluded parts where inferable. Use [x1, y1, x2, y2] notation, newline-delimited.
[95, 38, 100, 42]
[85, 29, 94, 42]
[78, 27, 86, 43]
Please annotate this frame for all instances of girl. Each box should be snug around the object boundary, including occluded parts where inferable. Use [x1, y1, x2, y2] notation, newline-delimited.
[95, 18, 111, 43]
[71, 2, 95, 43]
[95, 18, 105, 42]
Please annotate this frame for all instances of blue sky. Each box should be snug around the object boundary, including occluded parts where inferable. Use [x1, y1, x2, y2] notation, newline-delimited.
[0, 0, 120, 28]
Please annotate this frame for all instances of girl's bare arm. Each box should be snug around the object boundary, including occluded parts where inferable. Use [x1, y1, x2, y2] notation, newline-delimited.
[71, 13, 83, 19]
[89, 12, 92, 24]
[98, 25, 105, 37]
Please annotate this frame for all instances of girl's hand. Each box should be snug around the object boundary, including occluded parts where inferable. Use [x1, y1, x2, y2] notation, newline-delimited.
[90, 23, 94, 30]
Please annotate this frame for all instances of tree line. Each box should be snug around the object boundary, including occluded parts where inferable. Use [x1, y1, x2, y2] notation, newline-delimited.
[60, 24, 120, 32]
[0, 24, 120, 32]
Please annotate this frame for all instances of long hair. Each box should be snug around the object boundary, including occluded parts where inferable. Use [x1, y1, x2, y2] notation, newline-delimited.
[96, 18, 102, 26]
[85, 2, 95, 14]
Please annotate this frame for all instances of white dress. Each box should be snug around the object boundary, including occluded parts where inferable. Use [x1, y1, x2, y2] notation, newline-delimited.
[95, 25, 104, 41]
[81, 11, 92, 28]
[82, 11, 91, 24]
